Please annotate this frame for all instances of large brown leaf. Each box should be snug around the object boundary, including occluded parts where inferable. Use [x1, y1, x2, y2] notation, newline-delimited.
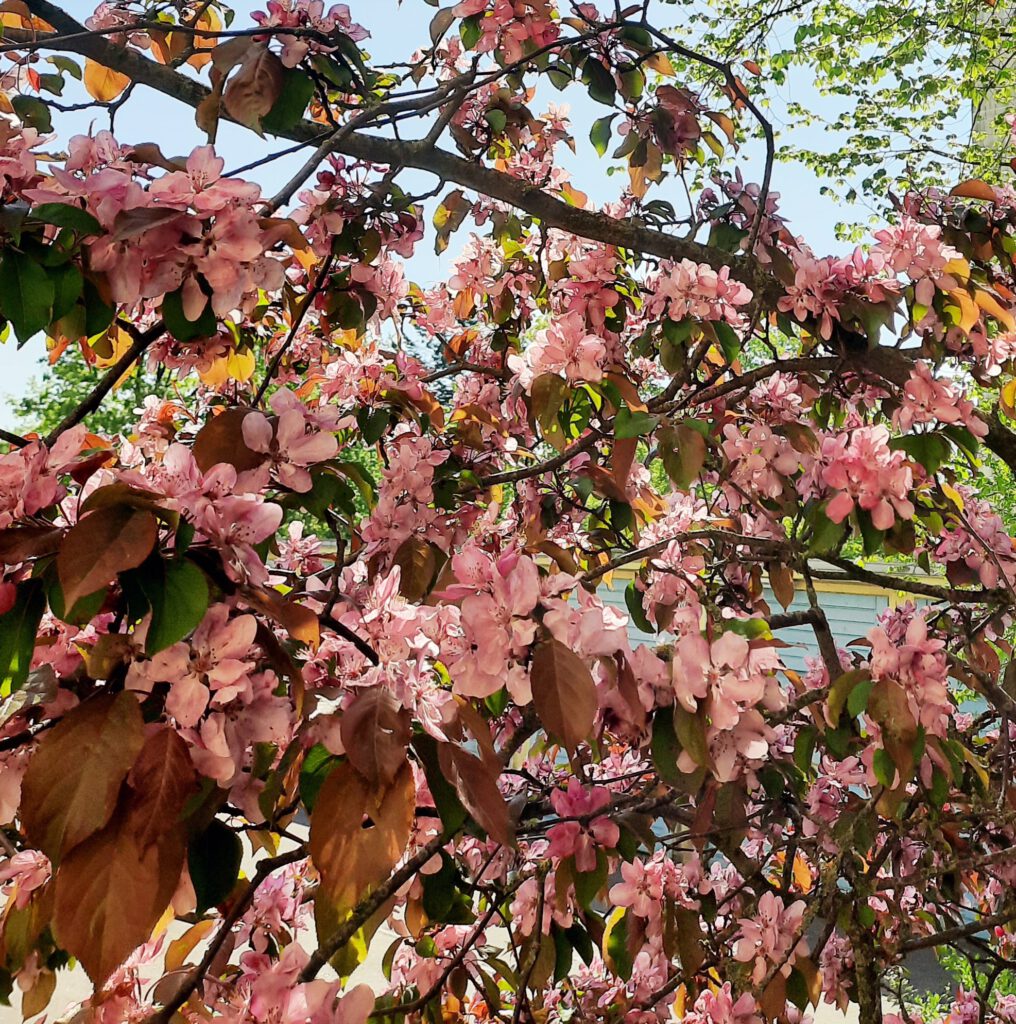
[21, 692, 144, 862]
[392, 536, 438, 601]
[309, 760, 414, 911]
[242, 586, 320, 650]
[0, 524, 62, 565]
[57, 505, 158, 611]
[530, 637, 597, 752]
[124, 727, 198, 851]
[192, 407, 264, 473]
[222, 44, 285, 132]
[340, 688, 411, 788]
[53, 811, 184, 984]
[438, 744, 513, 847]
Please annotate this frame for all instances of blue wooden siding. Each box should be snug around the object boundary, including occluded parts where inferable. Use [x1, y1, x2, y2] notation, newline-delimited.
[596, 578, 894, 673]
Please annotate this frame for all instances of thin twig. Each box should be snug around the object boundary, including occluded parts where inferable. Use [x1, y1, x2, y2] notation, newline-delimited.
[146, 847, 307, 1024]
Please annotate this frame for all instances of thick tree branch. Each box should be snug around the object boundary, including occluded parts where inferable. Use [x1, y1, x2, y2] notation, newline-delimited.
[42, 322, 165, 446]
[17, 0, 776, 299]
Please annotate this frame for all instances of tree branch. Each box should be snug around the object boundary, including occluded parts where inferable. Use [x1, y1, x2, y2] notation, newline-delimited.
[42, 322, 165, 446]
[147, 847, 307, 1024]
[17, 0, 777, 299]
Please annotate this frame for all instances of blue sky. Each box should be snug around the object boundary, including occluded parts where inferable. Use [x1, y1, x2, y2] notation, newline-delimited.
[0, 0, 891, 430]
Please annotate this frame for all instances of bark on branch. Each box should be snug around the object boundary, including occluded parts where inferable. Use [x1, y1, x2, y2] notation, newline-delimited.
[18, 0, 775, 298]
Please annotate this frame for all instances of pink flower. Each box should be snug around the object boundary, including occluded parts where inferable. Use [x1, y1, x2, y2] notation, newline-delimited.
[867, 607, 951, 738]
[872, 217, 961, 306]
[242, 392, 338, 493]
[0, 850, 51, 910]
[546, 780, 619, 871]
[510, 310, 606, 389]
[646, 258, 753, 326]
[816, 425, 915, 530]
[722, 422, 806, 500]
[446, 546, 540, 699]
[685, 983, 762, 1024]
[128, 604, 257, 726]
[893, 361, 986, 436]
[149, 145, 261, 214]
[608, 858, 663, 917]
[733, 892, 807, 984]
[509, 873, 574, 936]
[671, 631, 779, 781]
[252, 0, 369, 67]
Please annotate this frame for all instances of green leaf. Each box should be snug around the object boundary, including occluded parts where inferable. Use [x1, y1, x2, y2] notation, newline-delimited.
[929, 766, 949, 808]
[83, 278, 115, 337]
[786, 967, 810, 1010]
[872, 747, 896, 788]
[44, 572, 107, 626]
[261, 70, 315, 135]
[414, 734, 467, 832]
[188, 820, 243, 914]
[582, 57, 616, 105]
[0, 580, 46, 694]
[889, 433, 950, 475]
[48, 263, 84, 324]
[11, 95, 52, 133]
[0, 251, 55, 344]
[48, 56, 82, 80]
[299, 744, 339, 813]
[673, 705, 710, 769]
[847, 678, 874, 718]
[793, 725, 817, 774]
[624, 580, 653, 633]
[662, 318, 693, 345]
[565, 923, 595, 966]
[827, 668, 870, 724]
[604, 909, 633, 980]
[552, 923, 573, 982]
[856, 509, 885, 557]
[713, 321, 741, 363]
[808, 503, 848, 555]
[357, 406, 390, 445]
[941, 424, 980, 458]
[650, 707, 682, 786]
[421, 852, 458, 921]
[589, 114, 617, 156]
[139, 558, 209, 655]
[615, 407, 659, 439]
[484, 109, 507, 135]
[31, 203, 102, 236]
[161, 288, 217, 342]
[459, 14, 481, 48]
[574, 849, 608, 910]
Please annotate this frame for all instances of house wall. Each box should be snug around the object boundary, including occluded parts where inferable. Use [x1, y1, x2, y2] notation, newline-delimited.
[594, 568, 911, 672]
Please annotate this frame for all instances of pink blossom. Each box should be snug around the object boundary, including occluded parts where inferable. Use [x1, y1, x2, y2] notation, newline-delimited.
[253, 0, 369, 67]
[546, 779, 620, 871]
[684, 983, 762, 1024]
[646, 258, 753, 326]
[609, 858, 664, 918]
[0, 850, 51, 910]
[893, 360, 986, 436]
[242, 392, 338, 492]
[733, 891, 807, 984]
[511, 310, 607, 389]
[128, 604, 257, 726]
[815, 424, 915, 530]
